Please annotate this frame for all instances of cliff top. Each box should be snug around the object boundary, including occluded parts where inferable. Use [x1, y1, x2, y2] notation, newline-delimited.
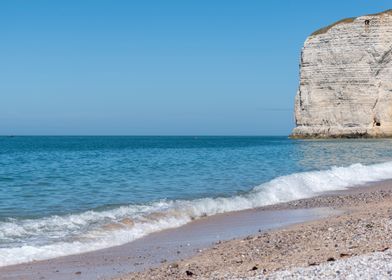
[311, 9, 392, 36]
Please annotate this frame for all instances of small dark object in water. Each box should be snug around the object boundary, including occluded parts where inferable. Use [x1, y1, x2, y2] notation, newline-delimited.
[186, 270, 194, 276]
[327, 257, 336, 262]
[75, 271, 82, 275]
[251, 266, 258, 271]
[365, 19, 370, 25]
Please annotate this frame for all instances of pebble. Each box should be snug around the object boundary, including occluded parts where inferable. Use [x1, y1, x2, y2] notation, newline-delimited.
[254, 249, 392, 280]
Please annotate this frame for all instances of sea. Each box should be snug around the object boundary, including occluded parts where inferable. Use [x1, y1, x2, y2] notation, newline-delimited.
[1, 136, 392, 266]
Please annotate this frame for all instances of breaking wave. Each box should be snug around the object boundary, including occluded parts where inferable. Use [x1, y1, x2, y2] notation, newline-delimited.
[1, 161, 392, 266]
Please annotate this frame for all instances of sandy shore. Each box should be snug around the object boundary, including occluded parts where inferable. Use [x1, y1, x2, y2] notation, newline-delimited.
[0, 205, 332, 280]
[120, 180, 392, 279]
[2, 180, 392, 279]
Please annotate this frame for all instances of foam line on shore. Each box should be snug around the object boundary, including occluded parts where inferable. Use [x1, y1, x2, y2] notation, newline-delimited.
[1, 161, 392, 266]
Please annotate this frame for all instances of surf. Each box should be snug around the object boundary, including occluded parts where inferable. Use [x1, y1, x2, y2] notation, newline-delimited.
[1, 160, 392, 267]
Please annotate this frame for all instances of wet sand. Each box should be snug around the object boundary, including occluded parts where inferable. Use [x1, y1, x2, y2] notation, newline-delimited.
[2, 180, 392, 280]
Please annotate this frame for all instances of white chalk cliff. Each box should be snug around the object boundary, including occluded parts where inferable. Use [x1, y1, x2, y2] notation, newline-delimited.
[292, 10, 392, 138]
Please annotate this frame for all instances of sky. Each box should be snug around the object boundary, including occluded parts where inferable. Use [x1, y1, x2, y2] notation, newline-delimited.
[1, 1, 391, 135]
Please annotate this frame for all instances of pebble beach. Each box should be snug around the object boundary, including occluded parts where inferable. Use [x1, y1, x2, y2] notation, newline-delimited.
[120, 180, 392, 279]
[263, 249, 392, 280]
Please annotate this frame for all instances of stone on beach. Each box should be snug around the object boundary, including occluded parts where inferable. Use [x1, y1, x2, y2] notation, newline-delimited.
[262, 249, 392, 280]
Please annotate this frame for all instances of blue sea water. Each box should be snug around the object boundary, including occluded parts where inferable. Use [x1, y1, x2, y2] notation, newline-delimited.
[2, 136, 392, 265]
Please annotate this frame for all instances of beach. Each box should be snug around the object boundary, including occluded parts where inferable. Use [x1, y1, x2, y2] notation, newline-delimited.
[120, 180, 392, 279]
[2, 180, 392, 279]
[0, 202, 333, 279]
[3, 2, 392, 279]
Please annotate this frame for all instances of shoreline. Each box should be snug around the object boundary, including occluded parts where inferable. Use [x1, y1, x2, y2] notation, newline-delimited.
[0, 207, 334, 280]
[2, 180, 392, 279]
[122, 179, 392, 279]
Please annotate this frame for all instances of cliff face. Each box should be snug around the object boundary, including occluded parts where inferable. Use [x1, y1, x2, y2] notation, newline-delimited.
[292, 10, 392, 138]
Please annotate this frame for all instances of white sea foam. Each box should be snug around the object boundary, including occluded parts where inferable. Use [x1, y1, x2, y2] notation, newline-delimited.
[1, 161, 392, 267]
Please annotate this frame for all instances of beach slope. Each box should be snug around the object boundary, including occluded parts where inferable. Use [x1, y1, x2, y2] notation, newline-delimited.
[121, 181, 392, 279]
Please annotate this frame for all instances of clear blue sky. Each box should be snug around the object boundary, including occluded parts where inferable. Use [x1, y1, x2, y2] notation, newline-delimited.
[1, 1, 391, 135]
